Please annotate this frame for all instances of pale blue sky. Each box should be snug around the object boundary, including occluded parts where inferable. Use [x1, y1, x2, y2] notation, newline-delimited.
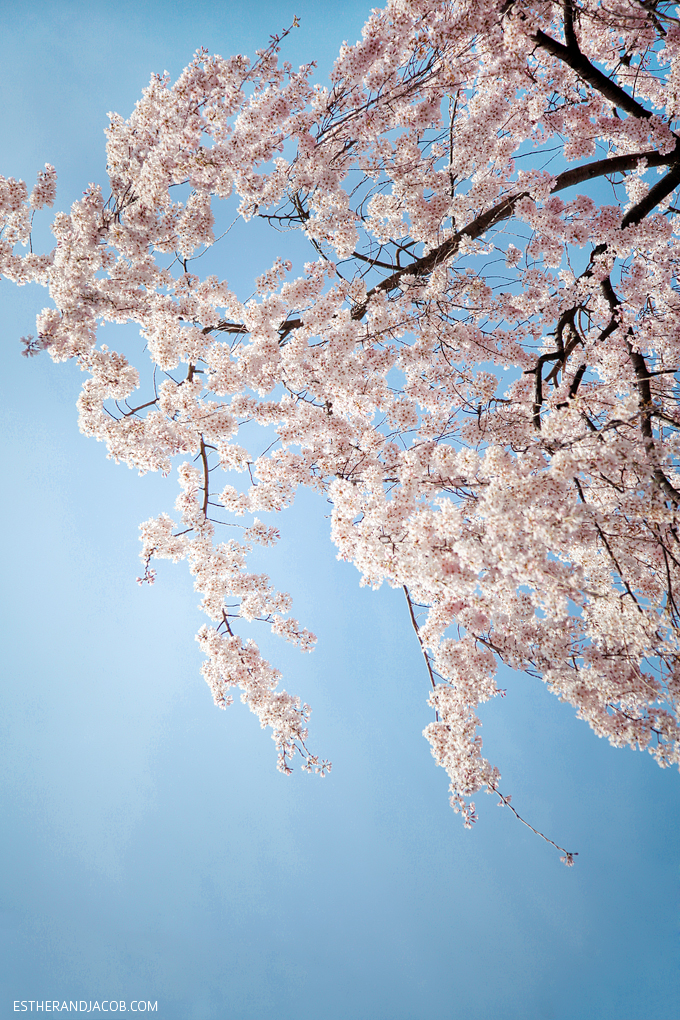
[0, 2, 679, 1018]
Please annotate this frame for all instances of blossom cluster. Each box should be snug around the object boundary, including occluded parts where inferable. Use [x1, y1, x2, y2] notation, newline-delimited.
[4, 0, 680, 845]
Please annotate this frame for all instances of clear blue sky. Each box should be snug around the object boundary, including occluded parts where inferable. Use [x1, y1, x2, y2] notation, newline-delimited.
[0, 2, 678, 1018]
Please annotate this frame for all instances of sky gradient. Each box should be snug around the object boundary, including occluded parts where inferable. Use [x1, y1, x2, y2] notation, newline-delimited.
[1, 2, 679, 1018]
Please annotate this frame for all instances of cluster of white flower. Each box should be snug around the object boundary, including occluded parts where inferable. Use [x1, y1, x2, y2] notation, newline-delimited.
[4, 0, 680, 854]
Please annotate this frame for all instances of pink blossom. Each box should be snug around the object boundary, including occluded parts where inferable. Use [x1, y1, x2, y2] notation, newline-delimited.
[5, 0, 680, 859]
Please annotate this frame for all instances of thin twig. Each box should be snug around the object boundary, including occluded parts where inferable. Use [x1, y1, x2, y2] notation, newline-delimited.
[491, 788, 578, 865]
[403, 586, 439, 719]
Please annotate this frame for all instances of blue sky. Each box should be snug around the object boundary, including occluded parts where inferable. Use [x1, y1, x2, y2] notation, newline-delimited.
[0, 2, 679, 1018]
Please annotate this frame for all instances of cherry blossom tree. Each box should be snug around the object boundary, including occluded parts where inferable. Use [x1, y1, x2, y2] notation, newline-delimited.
[3, 0, 680, 862]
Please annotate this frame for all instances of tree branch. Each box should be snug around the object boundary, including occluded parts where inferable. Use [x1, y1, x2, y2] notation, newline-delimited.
[491, 787, 578, 866]
[355, 149, 680, 314]
[532, 17, 661, 122]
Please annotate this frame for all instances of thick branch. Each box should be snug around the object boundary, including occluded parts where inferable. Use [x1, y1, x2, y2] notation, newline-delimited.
[206, 150, 680, 343]
[599, 277, 680, 505]
[532, 14, 658, 122]
[622, 163, 680, 228]
[536, 159, 680, 424]
[356, 149, 680, 313]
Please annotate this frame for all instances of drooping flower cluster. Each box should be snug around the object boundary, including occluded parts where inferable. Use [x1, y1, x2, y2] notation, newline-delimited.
[4, 0, 680, 854]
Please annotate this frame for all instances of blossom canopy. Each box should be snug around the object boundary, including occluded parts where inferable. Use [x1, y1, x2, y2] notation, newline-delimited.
[3, 0, 680, 855]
